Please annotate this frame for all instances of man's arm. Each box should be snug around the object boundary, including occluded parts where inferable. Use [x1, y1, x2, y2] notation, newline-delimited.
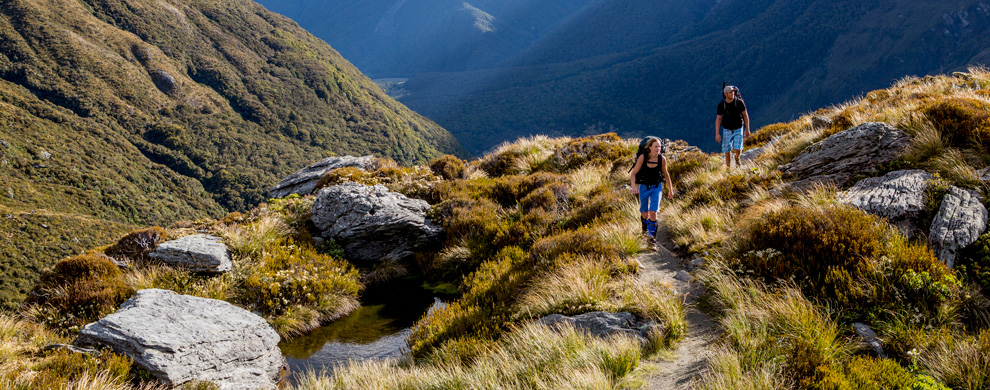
[715, 115, 723, 142]
[742, 110, 751, 137]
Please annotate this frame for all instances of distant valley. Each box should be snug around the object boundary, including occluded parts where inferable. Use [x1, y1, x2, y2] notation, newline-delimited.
[259, 0, 990, 155]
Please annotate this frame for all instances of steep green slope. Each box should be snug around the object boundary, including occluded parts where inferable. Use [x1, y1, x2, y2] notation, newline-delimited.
[398, 0, 990, 154]
[0, 0, 465, 309]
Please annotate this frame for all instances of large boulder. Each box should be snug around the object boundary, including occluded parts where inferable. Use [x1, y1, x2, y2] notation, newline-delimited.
[537, 311, 661, 345]
[780, 122, 911, 189]
[74, 289, 285, 390]
[930, 186, 988, 268]
[311, 182, 442, 262]
[268, 155, 377, 199]
[838, 170, 933, 235]
[149, 234, 232, 273]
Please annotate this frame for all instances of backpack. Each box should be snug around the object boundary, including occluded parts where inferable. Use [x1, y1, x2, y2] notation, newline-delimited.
[628, 136, 664, 172]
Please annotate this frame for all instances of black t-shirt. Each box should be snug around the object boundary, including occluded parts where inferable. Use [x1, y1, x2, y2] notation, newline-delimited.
[635, 156, 664, 185]
[717, 99, 747, 130]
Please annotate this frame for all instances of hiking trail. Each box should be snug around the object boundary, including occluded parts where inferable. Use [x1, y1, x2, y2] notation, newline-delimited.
[637, 226, 718, 389]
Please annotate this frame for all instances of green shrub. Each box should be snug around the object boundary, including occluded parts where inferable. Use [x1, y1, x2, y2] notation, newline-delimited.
[565, 188, 625, 228]
[429, 154, 467, 180]
[104, 226, 167, 263]
[24, 254, 135, 332]
[530, 226, 626, 266]
[808, 355, 948, 390]
[237, 240, 361, 318]
[733, 204, 957, 320]
[316, 167, 369, 188]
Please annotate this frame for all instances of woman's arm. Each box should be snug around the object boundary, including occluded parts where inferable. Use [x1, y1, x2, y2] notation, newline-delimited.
[662, 156, 674, 199]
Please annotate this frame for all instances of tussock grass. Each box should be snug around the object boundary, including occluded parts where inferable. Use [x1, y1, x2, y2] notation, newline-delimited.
[292, 321, 645, 390]
[919, 330, 990, 390]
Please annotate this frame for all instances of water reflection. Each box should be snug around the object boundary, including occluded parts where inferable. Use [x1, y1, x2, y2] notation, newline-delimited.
[278, 276, 439, 382]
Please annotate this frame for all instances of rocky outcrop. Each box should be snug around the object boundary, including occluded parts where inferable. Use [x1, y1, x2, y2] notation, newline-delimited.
[930, 187, 988, 268]
[811, 116, 832, 130]
[149, 234, 232, 273]
[268, 155, 377, 199]
[839, 170, 933, 235]
[150, 70, 178, 94]
[537, 311, 661, 345]
[74, 289, 285, 390]
[311, 183, 442, 262]
[780, 122, 911, 189]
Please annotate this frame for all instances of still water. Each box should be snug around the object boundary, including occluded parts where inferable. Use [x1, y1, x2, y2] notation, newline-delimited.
[278, 276, 439, 382]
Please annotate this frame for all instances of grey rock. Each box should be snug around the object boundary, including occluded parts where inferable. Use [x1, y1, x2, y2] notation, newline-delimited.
[930, 186, 988, 268]
[811, 116, 832, 130]
[0, 140, 9, 148]
[688, 257, 706, 271]
[839, 170, 933, 235]
[150, 70, 178, 94]
[538, 311, 661, 345]
[674, 270, 693, 282]
[978, 167, 990, 183]
[312, 183, 442, 262]
[852, 323, 885, 358]
[41, 343, 98, 355]
[39, 150, 52, 159]
[149, 234, 232, 273]
[739, 135, 783, 163]
[268, 155, 377, 199]
[780, 122, 911, 188]
[74, 289, 285, 390]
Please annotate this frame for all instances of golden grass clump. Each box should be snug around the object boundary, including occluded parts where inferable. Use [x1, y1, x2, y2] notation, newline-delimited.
[296, 321, 645, 390]
[919, 329, 990, 390]
[922, 97, 990, 150]
[477, 135, 566, 177]
[24, 254, 135, 332]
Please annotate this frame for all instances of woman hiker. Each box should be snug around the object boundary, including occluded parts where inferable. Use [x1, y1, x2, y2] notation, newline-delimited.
[629, 137, 674, 239]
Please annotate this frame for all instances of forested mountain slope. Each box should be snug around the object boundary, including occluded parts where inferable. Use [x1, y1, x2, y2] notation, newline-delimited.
[0, 0, 464, 308]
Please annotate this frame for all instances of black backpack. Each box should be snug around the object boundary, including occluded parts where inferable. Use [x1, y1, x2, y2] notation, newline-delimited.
[629, 136, 664, 172]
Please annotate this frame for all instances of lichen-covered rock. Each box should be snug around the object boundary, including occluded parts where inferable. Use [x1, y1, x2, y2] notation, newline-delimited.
[780, 122, 911, 189]
[537, 311, 661, 345]
[74, 289, 285, 390]
[930, 186, 989, 267]
[311, 182, 442, 262]
[149, 234, 232, 273]
[839, 170, 932, 235]
[268, 155, 377, 199]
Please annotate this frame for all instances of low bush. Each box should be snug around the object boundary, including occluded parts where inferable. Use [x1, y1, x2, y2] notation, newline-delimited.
[545, 133, 629, 172]
[428, 154, 466, 180]
[236, 239, 362, 336]
[732, 203, 958, 321]
[957, 231, 990, 296]
[103, 226, 167, 263]
[810, 356, 950, 390]
[24, 254, 135, 332]
[922, 97, 990, 150]
[530, 226, 625, 266]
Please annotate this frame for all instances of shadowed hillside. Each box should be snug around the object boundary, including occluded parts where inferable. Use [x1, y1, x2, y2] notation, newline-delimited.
[0, 0, 465, 309]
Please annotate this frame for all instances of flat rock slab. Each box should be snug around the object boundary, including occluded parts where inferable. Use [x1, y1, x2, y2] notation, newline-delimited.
[75, 289, 285, 390]
[149, 234, 232, 273]
[312, 182, 442, 262]
[930, 186, 988, 268]
[839, 170, 932, 235]
[538, 311, 661, 345]
[780, 122, 911, 189]
[268, 155, 376, 199]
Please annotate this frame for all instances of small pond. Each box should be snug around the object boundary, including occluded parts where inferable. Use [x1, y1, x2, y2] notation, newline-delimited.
[278, 275, 440, 384]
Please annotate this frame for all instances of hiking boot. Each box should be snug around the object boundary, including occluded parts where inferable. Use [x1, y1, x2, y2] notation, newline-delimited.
[646, 219, 657, 238]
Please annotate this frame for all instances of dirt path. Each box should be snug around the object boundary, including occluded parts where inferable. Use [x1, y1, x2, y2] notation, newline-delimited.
[636, 227, 718, 389]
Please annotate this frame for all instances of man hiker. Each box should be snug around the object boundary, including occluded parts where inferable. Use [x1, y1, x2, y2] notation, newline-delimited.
[715, 85, 750, 168]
